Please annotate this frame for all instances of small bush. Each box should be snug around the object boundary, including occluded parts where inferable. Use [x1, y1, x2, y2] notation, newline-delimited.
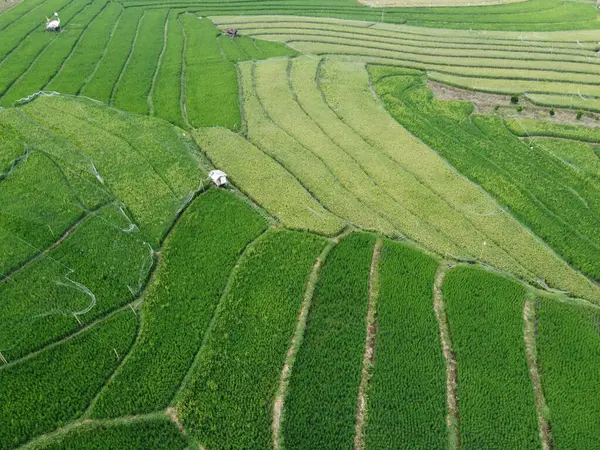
[517, 106, 523, 113]
[576, 110, 584, 120]
[549, 108, 555, 117]
[494, 105, 500, 111]
[510, 95, 519, 104]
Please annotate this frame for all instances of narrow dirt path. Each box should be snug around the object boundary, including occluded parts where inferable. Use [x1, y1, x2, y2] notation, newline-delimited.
[353, 238, 383, 450]
[523, 299, 553, 450]
[272, 242, 333, 450]
[166, 406, 188, 437]
[432, 265, 460, 450]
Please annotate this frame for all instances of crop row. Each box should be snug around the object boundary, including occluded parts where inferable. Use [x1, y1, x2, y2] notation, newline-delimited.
[212, 15, 600, 47]
[176, 229, 326, 449]
[526, 93, 600, 113]
[0, 0, 75, 62]
[504, 117, 600, 143]
[536, 298, 600, 449]
[81, 7, 144, 104]
[88, 189, 267, 418]
[180, 14, 240, 129]
[0, 150, 87, 277]
[370, 66, 600, 300]
[0, 0, 92, 99]
[243, 30, 600, 67]
[45, 3, 124, 96]
[22, 416, 189, 450]
[0, 309, 138, 449]
[193, 127, 344, 235]
[114, 9, 168, 115]
[19, 94, 202, 245]
[151, 10, 185, 128]
[0, 0, 111, 107]
[0, 203, 150, 360]
[364, 240, 445, 449]
[283, 233, 375, 449]
[241, 60, 389, 234]
[444, 267, 540, 449]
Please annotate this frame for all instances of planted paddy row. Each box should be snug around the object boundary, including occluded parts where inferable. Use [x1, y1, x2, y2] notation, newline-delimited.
[201, 55, 598, 302]
[2, 92, 600, 448]
[0, 11, 295, 128]
[213, 15, 600, 111]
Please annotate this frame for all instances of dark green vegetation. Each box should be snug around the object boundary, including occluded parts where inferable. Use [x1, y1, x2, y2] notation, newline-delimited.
[0, 8, 295, 129]
[283, 233, 375, 449]
[371, 67, 600, 282]
[444, 267, 539, 449]
[87, 189, 267, 418]
[22, 417, 190, 450]
[536, 299, 600, 449]
[364, 240, 445, 450]
[0, 310, 138, 448]
[177, 230, 326, 449]
[4, 0, 600, 447]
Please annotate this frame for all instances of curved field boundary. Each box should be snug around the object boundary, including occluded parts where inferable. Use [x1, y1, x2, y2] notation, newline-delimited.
[523, 299, 553, 450]
[85, 189, 267, 419]
[272, 240, 335, 450]
[444, 267, 539, 449]
[213, 15, 600, 103]
[370, 68, 600, 300]
[0, 0, 111, 107]
[193, 127, 345, 235]
[175, 230, 327, 449]
[353, 238, 383, 450]
[432, 266, 460, 449]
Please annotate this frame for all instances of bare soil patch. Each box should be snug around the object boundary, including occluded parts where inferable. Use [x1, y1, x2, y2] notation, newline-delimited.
[428, 80, 600, 128]
[0, 0, 21, 13]
[358, 0, 525, 7]
[354, 239, 383, 450]
[432, 265, 460, 449]
[523, 300, 553, 450]
[166, 407, 188, 437]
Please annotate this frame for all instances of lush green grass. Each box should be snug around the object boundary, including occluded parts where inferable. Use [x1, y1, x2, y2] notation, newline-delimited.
[81, 7, 144, 104]
[46, 3, 124, 95]
[0, 150, 85, 277]
[0, 123, 25, 174]
[193, 126, 344, 235]
[536, 299, 600, 449]
[88, 189, 267, 418]
[151, 10, 185, 127]
[0, 0, 91, 99]
[283, 233, 375, 450]
[0, 204, 150, 360]
[444, 267, 539, 449]
[114, 8, 168, 114]
[370, 67, 600, 299]
[176, 229, 326, 449]
[364, 240, 445, 450]
[19, 95, 203, 246]
[152, 0, 600, 31]
[180, 15, 239, 129]
[22, 416, 189, 450]
[0, 0, 112, 106]
[505, 117, 600, 144]
[0, 309, 138, 449]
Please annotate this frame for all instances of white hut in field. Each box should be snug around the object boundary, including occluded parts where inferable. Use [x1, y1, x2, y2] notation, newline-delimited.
[209, 170, 228, 187]
[45, 12, 60, 31]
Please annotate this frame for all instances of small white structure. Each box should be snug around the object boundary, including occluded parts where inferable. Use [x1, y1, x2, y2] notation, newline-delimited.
[45, 12, 60, 32]
[209, 170, 228, 187]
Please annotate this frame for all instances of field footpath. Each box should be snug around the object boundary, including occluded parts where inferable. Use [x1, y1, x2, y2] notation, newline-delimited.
[272, 241, 334, 450]
[523, 298, 553, 450]
[353, 238, 383, 450]
[432, 264, 460, 450]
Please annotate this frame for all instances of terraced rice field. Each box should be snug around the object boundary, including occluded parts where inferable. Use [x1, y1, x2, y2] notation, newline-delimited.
[3, 0, 600, 448]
